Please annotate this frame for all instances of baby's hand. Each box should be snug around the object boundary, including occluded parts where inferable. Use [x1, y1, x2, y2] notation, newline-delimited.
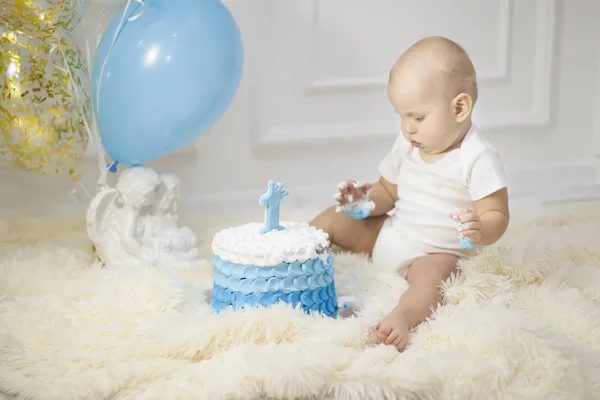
[450, 209, 482, 248]
[335, 180, 371, 207]
[335, 180, 374, 220]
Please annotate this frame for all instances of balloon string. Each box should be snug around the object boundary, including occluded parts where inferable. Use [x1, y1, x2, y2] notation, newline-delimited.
[52, 40, 109, 192]
[49, 0, 145, 198]
[70, 181, 93, 203]
[95, 0, 145, 123]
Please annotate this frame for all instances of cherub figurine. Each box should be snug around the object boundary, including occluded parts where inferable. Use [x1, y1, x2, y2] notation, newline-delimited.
[87, 166, 200, 268]
[155, 172, 183, 225]
[144, 172, 199, 262]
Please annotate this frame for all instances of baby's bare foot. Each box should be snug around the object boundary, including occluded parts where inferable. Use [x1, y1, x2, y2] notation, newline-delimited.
[376, 305, 410, 352]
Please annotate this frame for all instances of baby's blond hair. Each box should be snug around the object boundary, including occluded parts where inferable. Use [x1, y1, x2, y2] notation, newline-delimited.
[390, 36, 478, 103]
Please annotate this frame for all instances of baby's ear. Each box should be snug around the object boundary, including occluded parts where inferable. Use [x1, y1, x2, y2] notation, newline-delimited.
[452, 93, 473, 122]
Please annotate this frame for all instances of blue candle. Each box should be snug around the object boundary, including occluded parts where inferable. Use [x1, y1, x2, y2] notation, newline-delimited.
[259, 181, 289, 234]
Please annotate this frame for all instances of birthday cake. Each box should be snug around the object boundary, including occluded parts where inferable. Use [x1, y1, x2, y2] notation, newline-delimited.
[210, 182, 338, 318]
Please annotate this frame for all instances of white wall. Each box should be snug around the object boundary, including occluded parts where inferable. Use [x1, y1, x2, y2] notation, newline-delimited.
[1, 0, 600, 220]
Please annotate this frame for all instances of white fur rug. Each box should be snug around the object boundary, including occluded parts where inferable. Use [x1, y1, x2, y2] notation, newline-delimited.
[1, 204, 600, 400]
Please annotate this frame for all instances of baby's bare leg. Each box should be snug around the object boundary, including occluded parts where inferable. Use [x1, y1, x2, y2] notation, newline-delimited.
[310, 206, 387, 256]
[376, 253, 458, 351]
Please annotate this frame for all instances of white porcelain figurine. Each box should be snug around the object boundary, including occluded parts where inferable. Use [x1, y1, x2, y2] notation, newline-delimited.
[87, 166, 200, 268]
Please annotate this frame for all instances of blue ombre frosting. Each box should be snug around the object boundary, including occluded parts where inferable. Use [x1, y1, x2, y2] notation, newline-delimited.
[212, 256, 333, 293]
[210, 253, 338, 318]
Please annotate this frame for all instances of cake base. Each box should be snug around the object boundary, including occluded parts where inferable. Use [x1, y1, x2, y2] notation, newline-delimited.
[210, 254, 338, 318]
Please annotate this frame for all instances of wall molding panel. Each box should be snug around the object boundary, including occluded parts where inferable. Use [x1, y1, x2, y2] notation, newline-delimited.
[255, 0, 557, 149]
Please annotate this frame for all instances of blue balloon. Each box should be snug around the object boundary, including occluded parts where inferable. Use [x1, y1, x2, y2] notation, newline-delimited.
[92, 0, 243, 165]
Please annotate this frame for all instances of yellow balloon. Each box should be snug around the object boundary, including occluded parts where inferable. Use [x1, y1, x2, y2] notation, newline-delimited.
[0, 0, 90, 40]
[0, 29, 92, 178]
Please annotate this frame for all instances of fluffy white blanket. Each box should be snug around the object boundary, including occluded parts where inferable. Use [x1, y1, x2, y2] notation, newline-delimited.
[0, 204, 599, 400]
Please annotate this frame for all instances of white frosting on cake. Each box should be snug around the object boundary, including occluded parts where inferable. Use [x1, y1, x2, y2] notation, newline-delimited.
[212, 222, 330, 266]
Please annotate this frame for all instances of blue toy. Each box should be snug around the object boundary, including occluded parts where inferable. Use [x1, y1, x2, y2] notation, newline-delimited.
[459, 236, 474, 249]
[340, 203, 373, 220]
[451, 212, 475, 249]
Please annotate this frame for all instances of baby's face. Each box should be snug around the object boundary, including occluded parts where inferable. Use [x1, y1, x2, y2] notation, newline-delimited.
[388, 77, 462, 155]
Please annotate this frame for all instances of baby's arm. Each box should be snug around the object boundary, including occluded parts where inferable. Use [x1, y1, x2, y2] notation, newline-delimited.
[474, 187, 509, 245]
[369, 177, 398, 216]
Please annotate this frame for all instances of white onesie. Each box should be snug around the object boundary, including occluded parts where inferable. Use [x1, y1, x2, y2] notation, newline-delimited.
[371, 124, 508, 276]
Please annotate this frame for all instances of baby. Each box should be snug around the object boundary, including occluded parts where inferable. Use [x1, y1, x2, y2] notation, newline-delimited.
[310, 36, 510, 351]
